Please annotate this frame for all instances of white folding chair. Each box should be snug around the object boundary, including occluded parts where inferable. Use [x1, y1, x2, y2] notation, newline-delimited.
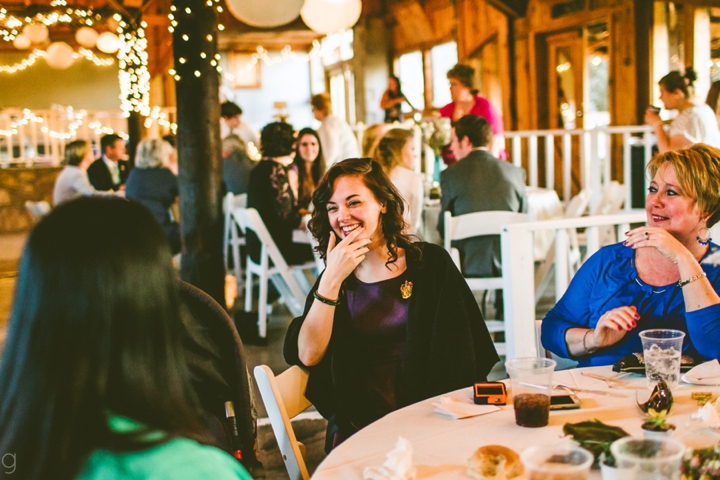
[444, 210, 528, 356]
[591, 182, 628, 245]
[25, 200, 51, 222]
[254, 365, 311, 480]
[232, 207, 316, 338]
[224, 192, 247, 273]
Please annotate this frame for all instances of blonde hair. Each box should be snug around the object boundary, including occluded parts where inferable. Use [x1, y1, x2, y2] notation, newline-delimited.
[374, 128, 413, 172]
[647, 143, 720, 227]
[135, 138, 173, 169]
[361, 123, 391, 157]
[64, 140, 90, 166]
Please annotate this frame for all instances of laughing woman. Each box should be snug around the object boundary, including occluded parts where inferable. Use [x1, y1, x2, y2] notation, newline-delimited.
[541, 144, 720, 366]
[283, 158, 499, 451]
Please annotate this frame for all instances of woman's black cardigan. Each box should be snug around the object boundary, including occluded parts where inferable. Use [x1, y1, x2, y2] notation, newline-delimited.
[284, 242, 500, 441]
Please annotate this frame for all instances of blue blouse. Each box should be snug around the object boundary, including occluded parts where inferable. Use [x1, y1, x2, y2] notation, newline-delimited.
[541, 242, 720, 367]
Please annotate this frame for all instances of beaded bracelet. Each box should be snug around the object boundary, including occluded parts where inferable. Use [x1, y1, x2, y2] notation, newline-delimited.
[677, 271, 707, 288]
[313, 290, 340, 306]
[582, 329, 597, 355]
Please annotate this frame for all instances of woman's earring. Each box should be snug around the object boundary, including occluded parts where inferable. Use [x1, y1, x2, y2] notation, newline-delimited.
[697, 227, 712, 246]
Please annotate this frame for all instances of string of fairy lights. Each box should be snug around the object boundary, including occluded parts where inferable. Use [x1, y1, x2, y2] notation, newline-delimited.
[0, 108, 128, 140]
[118, 23, 150, 117]
[0, 48, 113, 73]
[168, 0, 224, 82]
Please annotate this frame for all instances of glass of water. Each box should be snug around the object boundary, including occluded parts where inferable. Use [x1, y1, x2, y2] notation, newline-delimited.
[639, 329, 685, 390]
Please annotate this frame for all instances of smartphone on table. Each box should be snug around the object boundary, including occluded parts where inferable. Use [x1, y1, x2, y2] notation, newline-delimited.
[550, 393, 581, 410]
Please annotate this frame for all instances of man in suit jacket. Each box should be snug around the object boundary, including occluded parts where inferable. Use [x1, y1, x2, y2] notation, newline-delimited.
[438, 114, 528, 278]
[87, 134, 129, 192]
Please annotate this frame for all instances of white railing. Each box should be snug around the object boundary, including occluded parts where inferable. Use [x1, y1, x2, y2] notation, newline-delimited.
[0, 107, 177, 167]
[500, 210, 647, 360]
[504, 126, 654, 212]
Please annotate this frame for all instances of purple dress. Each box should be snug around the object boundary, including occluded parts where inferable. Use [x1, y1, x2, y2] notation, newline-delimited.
[333, 272, 410, 446]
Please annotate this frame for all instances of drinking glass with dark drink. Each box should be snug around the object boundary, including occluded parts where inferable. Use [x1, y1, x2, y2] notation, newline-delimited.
[506, 357, 556, 428]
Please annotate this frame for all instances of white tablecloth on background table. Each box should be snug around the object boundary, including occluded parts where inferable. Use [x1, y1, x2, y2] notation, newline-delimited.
[422, 187, 564, 260]
[312, 366, 720, 479]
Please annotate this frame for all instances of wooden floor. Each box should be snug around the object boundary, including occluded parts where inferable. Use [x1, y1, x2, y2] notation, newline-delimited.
[0, 232, 558, 479]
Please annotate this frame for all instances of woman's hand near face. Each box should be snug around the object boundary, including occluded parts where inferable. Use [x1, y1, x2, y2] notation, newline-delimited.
[318, 227, 372, 296]
[624, 226, 688, 264]
[593, 306, 638, 348]
[644, 109, 662, 127]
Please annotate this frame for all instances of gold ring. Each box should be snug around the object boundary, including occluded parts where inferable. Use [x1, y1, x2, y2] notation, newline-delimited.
[645, 231, 650, 240]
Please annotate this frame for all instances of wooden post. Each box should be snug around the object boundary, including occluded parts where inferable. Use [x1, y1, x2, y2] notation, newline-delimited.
[173, 0, 225, 306]
[127, 111, 142, 168]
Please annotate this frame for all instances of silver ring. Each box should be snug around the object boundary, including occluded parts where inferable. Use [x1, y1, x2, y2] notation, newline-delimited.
[645, 231, 650, 240]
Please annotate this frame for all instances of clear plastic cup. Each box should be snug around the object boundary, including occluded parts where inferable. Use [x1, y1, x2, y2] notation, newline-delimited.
[639, 329, 685, 390]
[521, 444, 594, 480]
[610, 436, 685, 480]
[506, 357, 556, 427]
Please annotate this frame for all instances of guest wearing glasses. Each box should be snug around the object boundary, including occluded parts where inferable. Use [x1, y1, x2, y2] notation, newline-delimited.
[0, 197, 252, 479]
[284, 158, 499, 451]
[542, 144, 720, 366]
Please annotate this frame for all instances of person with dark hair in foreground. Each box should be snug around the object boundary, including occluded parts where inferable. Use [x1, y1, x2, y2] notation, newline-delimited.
[246, 121, 313, 265]
[284, 158, 499, 452]
[0, 197, 252, 480]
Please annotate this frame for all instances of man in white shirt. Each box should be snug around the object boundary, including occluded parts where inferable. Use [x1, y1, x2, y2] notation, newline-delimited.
[221, 101, 260, 149]
[311, 93, 360, 168]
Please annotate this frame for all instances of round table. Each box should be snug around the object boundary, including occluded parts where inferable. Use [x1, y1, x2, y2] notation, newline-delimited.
[311, 366, 720, 479]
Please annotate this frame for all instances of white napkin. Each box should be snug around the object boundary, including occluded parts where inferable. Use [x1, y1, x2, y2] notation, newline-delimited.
[691, 398, 720, 428]
[363, 437, 416, 480]
[682, 359, 720, 385]
[432, 396, 501, 420]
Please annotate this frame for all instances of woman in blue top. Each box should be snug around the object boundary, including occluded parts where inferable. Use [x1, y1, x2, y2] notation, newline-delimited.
[0, 197, 251, 480]
[542, 143, 720, 366]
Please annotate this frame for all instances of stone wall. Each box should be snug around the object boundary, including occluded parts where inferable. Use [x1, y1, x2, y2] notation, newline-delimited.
[0, 166, 61, 233]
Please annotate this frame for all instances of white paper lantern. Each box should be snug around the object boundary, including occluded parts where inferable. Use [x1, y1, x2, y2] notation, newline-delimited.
[22, 24, 49, 44]
[12, 34, 31, 50]
[225, 0, 303, 28]
[97, 32, 120, 54]
[45, 42, 75, 70]
[75, 27, 99, 48]
[301, 0, 362, 34]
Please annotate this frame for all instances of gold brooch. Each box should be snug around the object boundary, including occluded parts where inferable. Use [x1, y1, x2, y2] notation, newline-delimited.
[400, 280, 413, 299]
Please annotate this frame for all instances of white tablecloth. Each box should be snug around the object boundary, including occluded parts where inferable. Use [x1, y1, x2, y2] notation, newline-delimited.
[422, 187, 564, 260]
[312, 366, 720, 479]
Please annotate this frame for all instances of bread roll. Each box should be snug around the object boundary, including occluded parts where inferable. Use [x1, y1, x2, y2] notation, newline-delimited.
[466, 445, 524, 480]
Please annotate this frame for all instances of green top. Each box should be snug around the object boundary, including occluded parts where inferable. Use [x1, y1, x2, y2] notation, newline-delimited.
[77, 415, 253, 480]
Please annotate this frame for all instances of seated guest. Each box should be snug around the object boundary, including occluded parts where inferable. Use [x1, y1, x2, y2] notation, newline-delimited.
[288, 127, 326, 211]
[87, 133, 129, 191]
[221, 101, 260, 149]
[284, 158, 499, 451]
[438, 115, 527, 278]
[247, 122, 313, 265]
[126, 138, 181, 254]
[542, 144, 720, 366]
[0, 197, 252, 479]
[374, 128, 424, 235]
[311, 93, 360, 168]
[53, 139, 118, 206]
[222, 134, 255, 195]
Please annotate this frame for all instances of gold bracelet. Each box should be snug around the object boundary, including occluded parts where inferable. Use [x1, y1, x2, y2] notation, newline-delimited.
[582, 329, 597, 355]
[678, 271, 707, 288]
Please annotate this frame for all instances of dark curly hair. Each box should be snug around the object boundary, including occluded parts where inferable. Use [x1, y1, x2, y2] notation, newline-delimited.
[260, 121, 295, 158]
[308, 157, 422, 267]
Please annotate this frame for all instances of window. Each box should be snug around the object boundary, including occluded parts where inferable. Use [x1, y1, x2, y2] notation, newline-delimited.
[431, 42, 458, 107]
[398, 51, 425, 111]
